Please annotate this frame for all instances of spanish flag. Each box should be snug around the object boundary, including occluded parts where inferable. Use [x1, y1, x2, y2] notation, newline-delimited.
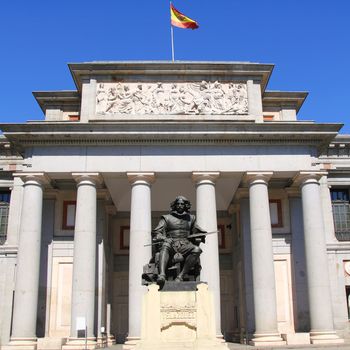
[170, 4, 199, 30]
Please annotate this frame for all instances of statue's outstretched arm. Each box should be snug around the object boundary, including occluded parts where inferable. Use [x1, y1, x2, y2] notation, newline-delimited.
[151, 217, 167, 241]
[193, 223, 207, 234]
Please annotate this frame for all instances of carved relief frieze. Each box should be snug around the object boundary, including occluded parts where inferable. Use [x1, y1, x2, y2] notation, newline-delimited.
[96, 81, 248, 115]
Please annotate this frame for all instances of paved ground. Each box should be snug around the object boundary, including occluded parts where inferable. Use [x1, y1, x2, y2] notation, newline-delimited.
[107, 341, 350, 350]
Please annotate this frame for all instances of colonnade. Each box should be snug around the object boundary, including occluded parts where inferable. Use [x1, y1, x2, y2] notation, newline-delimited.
[6, 171, 342, 349]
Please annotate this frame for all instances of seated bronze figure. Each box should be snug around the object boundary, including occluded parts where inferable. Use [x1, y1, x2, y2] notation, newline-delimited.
[142, 196, 207, 289]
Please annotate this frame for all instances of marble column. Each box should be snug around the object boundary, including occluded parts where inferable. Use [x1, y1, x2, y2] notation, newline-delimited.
[105, 204, 117, 346]
[10, 173, 49, 348]
[126, 173, 154, 341]
[68, 173, 101, 345]
[96, 200, 107, 346]
[192, 172, 222, 335]
[246, 172, 285, 346]
[296, 172, 343, 344]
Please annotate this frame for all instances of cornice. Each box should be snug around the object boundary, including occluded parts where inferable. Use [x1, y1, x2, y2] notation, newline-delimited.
[263, 91, 308, 112]
[68, 61, 274, 93]
[0, 245, 18, 255]
[32, 90, 81, 114]
[0, 137, 332, 148]
[332, 134, 350, 143]
[0, 121, 341, 154]
[327, 242, 350, 252]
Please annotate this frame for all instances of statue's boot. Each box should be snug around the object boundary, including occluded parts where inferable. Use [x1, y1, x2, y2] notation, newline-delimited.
[157, 274, 166, 289]
[157, 249, 169, 289]
[175, 253, 199, 282]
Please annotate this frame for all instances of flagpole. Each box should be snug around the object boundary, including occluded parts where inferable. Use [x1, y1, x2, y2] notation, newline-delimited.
[170, 1, 175, 62]
[171, 25, 175, 62]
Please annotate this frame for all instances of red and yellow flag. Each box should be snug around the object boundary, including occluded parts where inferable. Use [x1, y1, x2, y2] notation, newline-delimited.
[170, 4, 199, 30]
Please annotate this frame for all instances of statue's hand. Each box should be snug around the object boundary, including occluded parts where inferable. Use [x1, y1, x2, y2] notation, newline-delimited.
[153, 234, 166, 243]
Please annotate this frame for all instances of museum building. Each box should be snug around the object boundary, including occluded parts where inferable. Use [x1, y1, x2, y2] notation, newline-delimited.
[0, 61, 350, 349]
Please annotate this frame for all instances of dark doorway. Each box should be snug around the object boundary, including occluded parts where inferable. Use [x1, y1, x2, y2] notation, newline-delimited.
[345, 286, 350, 319]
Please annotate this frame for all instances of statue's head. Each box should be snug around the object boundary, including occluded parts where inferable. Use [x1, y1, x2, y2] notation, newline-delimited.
[170, 196, 191, 214]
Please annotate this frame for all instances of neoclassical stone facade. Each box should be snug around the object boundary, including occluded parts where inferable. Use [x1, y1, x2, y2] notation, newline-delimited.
[0, 62, 349, 349]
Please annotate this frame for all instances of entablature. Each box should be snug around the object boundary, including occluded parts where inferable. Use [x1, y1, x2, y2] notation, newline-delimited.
[0, 121, 341, 155]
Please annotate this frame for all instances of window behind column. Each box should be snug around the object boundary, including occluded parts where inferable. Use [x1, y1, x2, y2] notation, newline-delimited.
[331, 189, 350, 241]
[0, 190, 11, 245]
[269, 199, 283, 228]
[62, 200, 76, 230]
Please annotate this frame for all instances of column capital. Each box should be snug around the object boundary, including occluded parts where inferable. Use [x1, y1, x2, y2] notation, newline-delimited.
[293, 171, 328, 187]
[244, 172, 273, 186]
[127, 172, 155, 185]
[192, 172, 220, 185]
[14, 172, 51, 187]
[72, 173, 103, 187]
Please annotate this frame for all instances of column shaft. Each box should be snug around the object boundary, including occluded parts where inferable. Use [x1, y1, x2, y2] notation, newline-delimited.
[127, 173, 153, 338]
[247, 173, 284, 345]
[6, 176, 24, 246]
[11, 176, 45, 340]
[193, 172, 221, 335]
[300, 175, 342, 343]
[70, 176, 98, 339]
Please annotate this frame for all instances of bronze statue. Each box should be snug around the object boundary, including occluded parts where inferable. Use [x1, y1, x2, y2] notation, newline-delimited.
[142, 196, 207, 289]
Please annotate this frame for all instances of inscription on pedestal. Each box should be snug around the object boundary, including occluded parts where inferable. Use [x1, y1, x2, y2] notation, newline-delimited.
[161, 306, 196, 329]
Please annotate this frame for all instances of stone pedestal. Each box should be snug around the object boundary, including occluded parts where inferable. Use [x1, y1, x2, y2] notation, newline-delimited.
[127, 283, 228, 350]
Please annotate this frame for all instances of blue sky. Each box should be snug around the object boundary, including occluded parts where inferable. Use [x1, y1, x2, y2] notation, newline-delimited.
[0, 0, 349, 133]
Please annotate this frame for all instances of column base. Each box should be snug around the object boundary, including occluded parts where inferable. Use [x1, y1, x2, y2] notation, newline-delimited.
[62, 338, 97, 350]
[2, 338, 37, 350]
[123, 337, 140, 350]
[106, 335, 116, 347]
[310, 331, 344, 344]
[95, 335, 116, 348]
[96, 337, 106, 349]
[216, 334, 225, 342]
[249, 333, 286, 347]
